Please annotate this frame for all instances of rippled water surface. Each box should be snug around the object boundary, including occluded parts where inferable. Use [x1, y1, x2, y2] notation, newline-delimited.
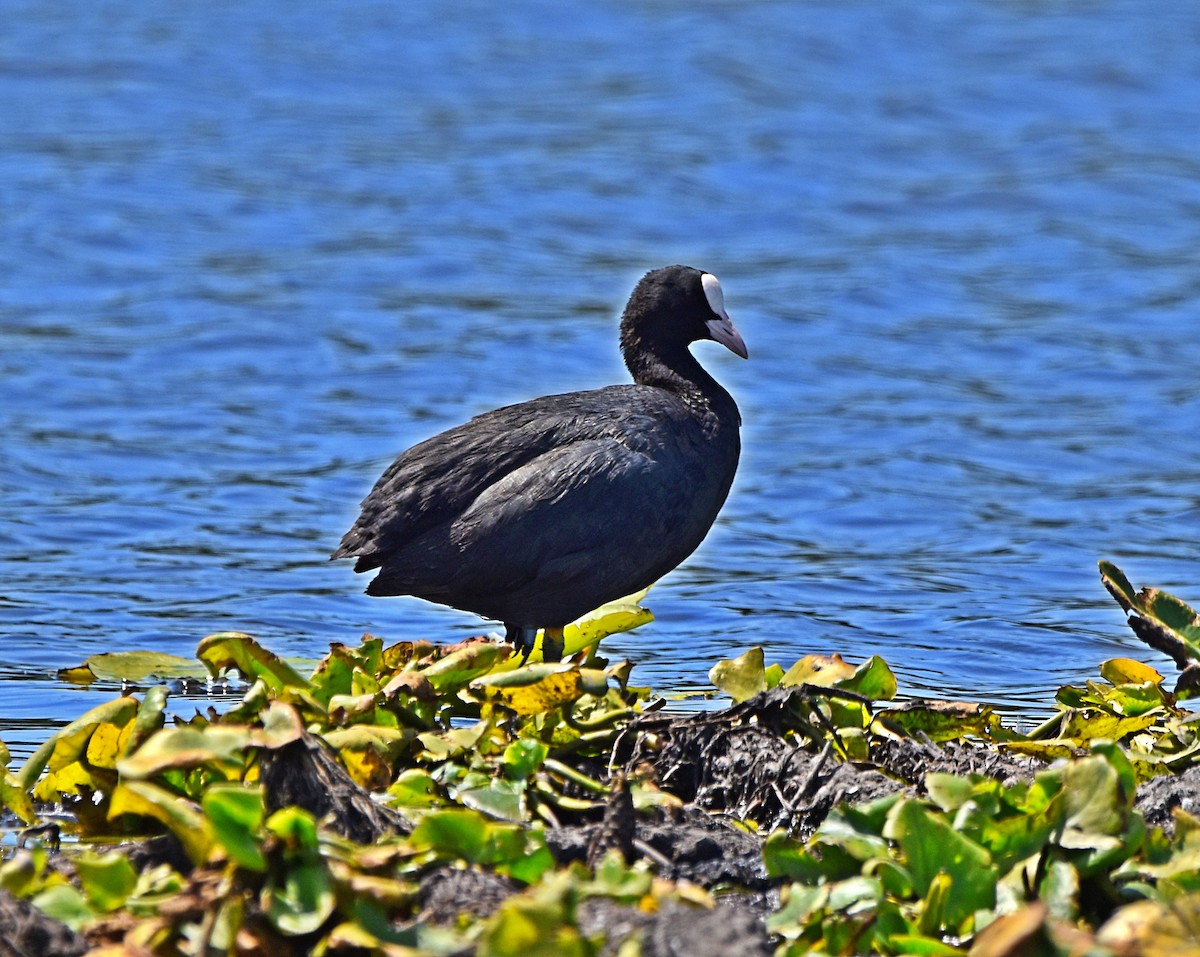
[3, 0, 1200, 751]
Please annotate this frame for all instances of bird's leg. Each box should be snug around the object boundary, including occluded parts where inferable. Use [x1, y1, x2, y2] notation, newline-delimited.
[542, 626, 565, 663]
[505, 624, 540, 662]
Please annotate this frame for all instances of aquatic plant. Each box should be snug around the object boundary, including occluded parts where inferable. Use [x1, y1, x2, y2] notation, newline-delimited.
[1, 564, 1199, 955]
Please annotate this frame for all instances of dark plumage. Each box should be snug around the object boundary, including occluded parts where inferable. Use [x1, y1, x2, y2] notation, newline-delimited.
[332, 264, 746, 661]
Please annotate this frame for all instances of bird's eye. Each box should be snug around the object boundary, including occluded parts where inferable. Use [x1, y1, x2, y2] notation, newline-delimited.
[700, 273, 725, 316]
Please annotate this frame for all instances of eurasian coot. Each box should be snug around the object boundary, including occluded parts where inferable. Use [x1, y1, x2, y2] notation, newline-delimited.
[332, 264, 746, 661]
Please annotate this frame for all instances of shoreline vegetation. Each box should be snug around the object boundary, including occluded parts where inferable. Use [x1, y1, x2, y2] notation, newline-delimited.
[2, 562, 1200, 956]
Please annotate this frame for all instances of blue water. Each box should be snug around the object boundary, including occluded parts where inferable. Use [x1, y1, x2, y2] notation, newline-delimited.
[3, 1, 1200, 754]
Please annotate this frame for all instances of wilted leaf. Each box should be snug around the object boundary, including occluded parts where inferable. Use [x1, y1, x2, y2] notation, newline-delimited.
[877, 700, 1008, 742]
[249, 700, 306, 750]
[1060, 711, 1156, 742]
[1100, 658, 1165, 686]
[1100, 561, 1200, 667]
[416, 722, 490, 762]
[323, 725, 412, 789]
[381, 670, 436, 703]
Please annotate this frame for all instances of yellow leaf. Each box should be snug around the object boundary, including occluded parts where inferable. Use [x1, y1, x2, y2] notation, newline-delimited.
[709, 647, 767, 703]
[563, 589, 655, 655]
[18, 697, 139, 791]
[337, 747, 391, 791]
[481, 670, 584, 716]
[780, 653, 856, 688]
[1100, 658, 1164, 687]
[86, 721, 125, 770]
[34, 761, 99, 801]
[56, 665, 97, 686]
[110, 781, 213, 864]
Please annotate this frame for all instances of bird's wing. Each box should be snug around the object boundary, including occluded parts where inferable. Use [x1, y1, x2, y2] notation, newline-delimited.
[332, 387, 676, 571]
[437, 427, 702, 600]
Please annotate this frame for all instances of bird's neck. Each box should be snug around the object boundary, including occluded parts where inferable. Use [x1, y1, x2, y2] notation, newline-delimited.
[624, 344, 739, 425]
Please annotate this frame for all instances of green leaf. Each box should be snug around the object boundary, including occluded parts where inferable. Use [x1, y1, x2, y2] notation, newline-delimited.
[31, 884, 94, 932]
[478, 872, 589, 957]
[1038, 859, 1079, 921]
[203, 784, 267, 871]
[505, 841, 555, 885]
[263, 861, 336, 936]
[561, 588, 654, 657]
[884, 798, 997, 932]
[709, 647, 767, 703]
[75, 851, 139, 913]
[813, 805, 892, 863]
[838, 655, 897, 700]
[408, 809, 553, 882]
[887, 934, 966, 956]
[266, 805, 321, 850]
[58, 651, 205, 685]
[765, 883, 828, 938]
[388, 768, 444, 808]
[422, 642, 504, 692]
[1061, 754, 1131, 837]
[453, 772, 527, 822]
[410, 809, 489, 862]
[584, 850, 654, 901]
[925, 773, 978, 813]
[117, 724, 252, 779]
[503, 739, 549, 781]
[764, 830, 862, 883]
[126, 686, 170, 755]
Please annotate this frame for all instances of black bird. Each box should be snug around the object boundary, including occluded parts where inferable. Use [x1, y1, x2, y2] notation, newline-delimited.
[332, 264, 746, 661]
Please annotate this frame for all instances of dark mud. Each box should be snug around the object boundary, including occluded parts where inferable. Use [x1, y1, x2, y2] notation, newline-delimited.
[0, 890, 87, 957]
[1134, 763, 1200, 837]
